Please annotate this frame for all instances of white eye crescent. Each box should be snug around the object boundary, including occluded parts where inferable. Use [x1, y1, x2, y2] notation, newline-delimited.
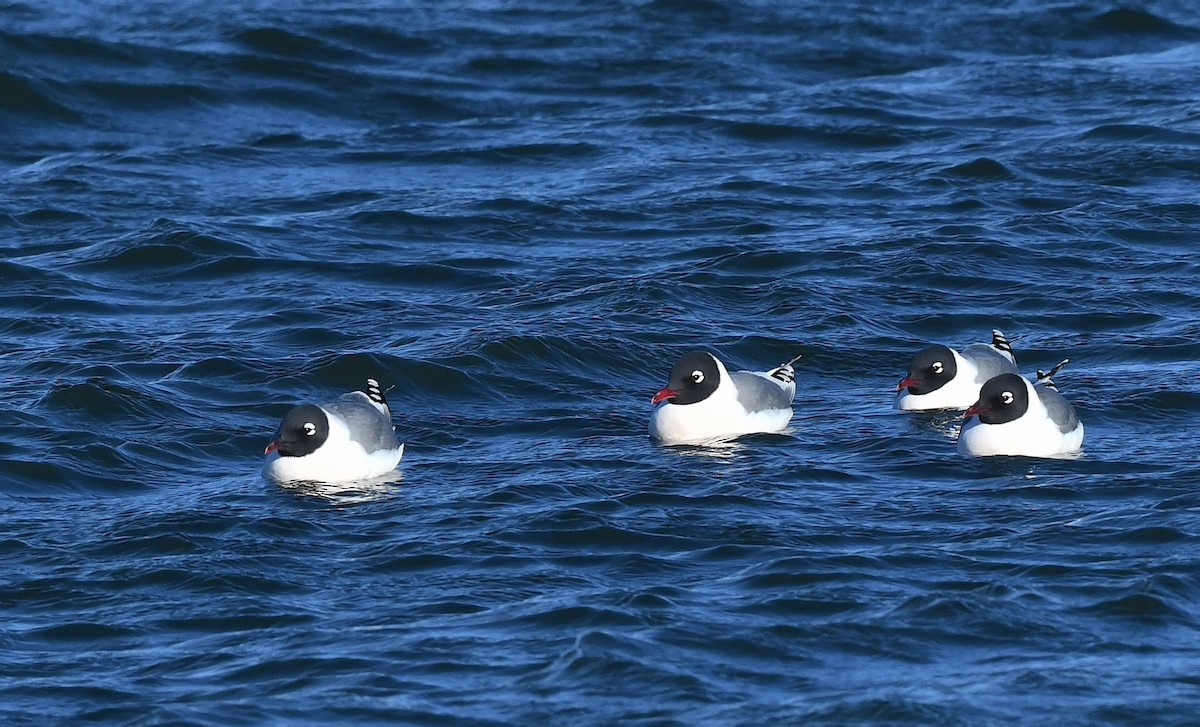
[931, 362, 944, 374]
[1001, 392, 1014, 404]
[303, 422, 317, 436]
[691, 370, 704, 384]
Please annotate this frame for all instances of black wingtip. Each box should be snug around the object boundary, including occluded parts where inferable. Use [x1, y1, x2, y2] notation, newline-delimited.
[364, 377, 388, 406]
[1036, 358, 1070, 391]
[769, 353, 802, 384]
[991, 329, 1013, 353]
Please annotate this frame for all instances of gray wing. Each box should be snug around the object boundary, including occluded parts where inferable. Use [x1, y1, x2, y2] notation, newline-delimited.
[731, 372, 794, 413]
[961, 344, 1019, 384]
[1035, 385, 1080, 434]
[325, 393, 400, 453]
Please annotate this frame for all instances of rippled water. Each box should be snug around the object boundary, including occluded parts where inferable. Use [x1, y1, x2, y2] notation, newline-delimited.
[3, 1, 1199, 723]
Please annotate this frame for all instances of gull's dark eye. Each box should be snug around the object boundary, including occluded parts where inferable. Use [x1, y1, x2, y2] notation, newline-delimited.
[303, 422, 317, 436]
[691, 370, 704, 384]
[1000, 392, 1014, 405]
[931, 362, 944, 374]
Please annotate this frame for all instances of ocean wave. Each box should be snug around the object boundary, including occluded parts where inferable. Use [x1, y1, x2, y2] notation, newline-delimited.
[2, 1, 1199, 723]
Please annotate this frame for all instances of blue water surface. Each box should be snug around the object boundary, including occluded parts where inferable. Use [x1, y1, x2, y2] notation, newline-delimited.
[2, 1, 1199, 724]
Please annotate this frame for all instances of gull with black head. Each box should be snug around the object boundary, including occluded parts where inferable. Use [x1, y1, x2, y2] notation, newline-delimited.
[896, 329, 1018, 411]
[957, 359, 1084, 458]
[263, 378, 405, 482]
[650, 350, 801, 445]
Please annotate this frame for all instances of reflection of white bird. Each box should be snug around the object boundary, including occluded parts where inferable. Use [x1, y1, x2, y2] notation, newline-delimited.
[650, 351, 800, 445]
[958, 360, 1084, 458]
[896, 329, 1018, 411]
[263, 378, 404, 482]
[277, 475, 403, 505]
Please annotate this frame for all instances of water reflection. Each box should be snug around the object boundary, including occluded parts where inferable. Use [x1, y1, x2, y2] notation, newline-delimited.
[925, 411, 964, 440]
[671, 440, 743, 459]
[275, 470, 404, 505]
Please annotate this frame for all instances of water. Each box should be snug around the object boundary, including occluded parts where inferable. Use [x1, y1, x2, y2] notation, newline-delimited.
[3, 1, 1199, 723]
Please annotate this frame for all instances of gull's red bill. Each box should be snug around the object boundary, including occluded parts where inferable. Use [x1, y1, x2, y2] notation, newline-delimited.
[651, 387, 677, 405]
[964, 404, 989, 420]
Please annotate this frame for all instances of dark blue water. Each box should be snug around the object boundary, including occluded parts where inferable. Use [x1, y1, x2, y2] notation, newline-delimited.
[3, 1, 1200, 723]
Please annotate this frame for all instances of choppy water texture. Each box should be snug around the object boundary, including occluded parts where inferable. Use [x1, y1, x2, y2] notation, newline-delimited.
[3, 1, 1200, 724]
